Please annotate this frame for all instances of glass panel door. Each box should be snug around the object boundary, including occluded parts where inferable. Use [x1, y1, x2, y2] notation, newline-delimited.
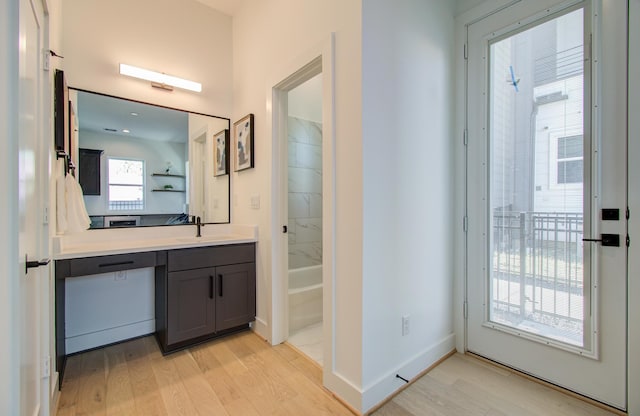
[466, 0, 628, 408]
[488, 8, 589, 348]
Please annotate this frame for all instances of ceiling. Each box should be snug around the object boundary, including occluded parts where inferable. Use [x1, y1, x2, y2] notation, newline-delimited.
[192, 0, 246, 16]
[76, 91, 189, 143]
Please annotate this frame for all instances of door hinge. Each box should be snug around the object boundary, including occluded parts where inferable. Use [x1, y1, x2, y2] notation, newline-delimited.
[627, 234, 631, 248]
[463, 129, 468, 146]
[464, 43, 468, 60]
[626, 207, 630, 220]
[463, 216, 468, 233]
[43, 49, 50, 71]
[463, 301, 468, 319]
[42, 355, 50, 378]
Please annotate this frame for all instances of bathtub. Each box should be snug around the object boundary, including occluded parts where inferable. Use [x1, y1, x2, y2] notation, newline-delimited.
[288, 265, 323, 334]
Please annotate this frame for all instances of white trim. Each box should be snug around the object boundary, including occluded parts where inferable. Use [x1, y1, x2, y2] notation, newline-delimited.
[251, 317, 269, 341]
[0, 0, 20, 414]
[361, 334, 456, 413]
[627, 1, 640, 414]
[267, 32, 340, 397]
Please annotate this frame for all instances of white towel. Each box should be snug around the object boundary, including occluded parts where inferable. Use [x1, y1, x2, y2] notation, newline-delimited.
[64, 174, 91, 233]
[56, 175, 68, 234]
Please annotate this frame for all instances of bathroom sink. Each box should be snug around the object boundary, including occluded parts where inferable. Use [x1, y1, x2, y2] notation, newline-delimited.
[174, 235, 234, 243]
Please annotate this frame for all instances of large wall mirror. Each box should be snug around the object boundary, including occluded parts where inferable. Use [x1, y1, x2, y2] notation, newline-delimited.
[69, 89, 230, 228]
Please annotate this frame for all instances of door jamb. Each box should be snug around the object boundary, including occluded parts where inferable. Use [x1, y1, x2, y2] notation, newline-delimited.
[266, 34, 336, 375]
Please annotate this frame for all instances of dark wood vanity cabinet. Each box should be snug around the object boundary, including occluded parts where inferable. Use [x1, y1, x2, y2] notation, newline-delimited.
[215, 262, 256, 331]
[55, 242, 256, 387]
[156, 243, 256, 353]
[167, 267, 217, 344]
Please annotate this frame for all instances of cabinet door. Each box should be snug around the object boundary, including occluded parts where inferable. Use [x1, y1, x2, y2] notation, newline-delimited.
[78, 148, 102, 195]
[215, 263, 256, 331]
[167, 267, 216, 345]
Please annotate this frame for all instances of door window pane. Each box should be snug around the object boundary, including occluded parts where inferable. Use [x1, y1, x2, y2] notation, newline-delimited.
[489, 8, 586, 347]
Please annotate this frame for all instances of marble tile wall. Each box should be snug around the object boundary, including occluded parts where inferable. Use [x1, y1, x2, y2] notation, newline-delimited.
[288, 116, 323, 269]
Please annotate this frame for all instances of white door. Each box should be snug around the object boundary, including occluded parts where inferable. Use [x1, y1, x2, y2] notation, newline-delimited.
[19, 0, 45, 413]
[466, 0, 627, 410]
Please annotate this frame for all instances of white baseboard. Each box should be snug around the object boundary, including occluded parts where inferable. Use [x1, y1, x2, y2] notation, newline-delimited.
[324, 369, 364, 413]
[253, 317, 270, 344]
[361, 333, 456, 413]
[50, 372, 60, 415]
[65, 319, 155, 354]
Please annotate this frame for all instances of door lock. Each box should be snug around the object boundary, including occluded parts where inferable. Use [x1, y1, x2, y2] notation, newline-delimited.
[582, 234, 620, 247]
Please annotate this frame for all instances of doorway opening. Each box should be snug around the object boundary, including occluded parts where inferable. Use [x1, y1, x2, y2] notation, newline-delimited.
[465, 0, 628, 409]
[285, 74, 324, 364]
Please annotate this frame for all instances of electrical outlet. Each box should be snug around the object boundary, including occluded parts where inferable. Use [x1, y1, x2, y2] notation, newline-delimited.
[402, 315, 410, 336]
[115, 270, 127, 281]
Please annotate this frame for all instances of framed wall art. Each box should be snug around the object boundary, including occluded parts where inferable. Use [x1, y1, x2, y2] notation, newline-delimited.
[213, 129, 230, 176]
[233, 113, 254, 171]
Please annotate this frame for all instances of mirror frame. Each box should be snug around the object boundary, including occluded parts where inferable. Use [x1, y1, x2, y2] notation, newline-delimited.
[70, 87, 232, 227]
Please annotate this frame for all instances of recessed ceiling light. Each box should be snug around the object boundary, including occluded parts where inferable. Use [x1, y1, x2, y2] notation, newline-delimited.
[122, 129, 130, 133]
[130, 112, 138, 116]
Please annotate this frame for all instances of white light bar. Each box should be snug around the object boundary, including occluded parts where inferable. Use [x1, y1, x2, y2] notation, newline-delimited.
[119, 63, 202, 93]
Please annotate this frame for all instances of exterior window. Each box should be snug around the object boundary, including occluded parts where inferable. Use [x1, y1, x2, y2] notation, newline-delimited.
[108, 158, 144, 210]
[550, 134, 583, 187]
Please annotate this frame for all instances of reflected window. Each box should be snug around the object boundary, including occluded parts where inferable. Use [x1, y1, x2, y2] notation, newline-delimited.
[108, 158, 144, 210]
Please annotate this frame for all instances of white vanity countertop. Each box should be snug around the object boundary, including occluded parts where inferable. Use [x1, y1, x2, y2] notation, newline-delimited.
[52, 224, 258, 260]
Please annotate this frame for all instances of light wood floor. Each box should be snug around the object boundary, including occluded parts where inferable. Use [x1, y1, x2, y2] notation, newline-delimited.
[57, 332, 619, 416]
[56, 331, 352, 415]
[373, 353, 618, 416]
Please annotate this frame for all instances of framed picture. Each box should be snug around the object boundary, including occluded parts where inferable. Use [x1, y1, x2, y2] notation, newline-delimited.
[213, 129, 230, 176]
[233, 113, 254, 171]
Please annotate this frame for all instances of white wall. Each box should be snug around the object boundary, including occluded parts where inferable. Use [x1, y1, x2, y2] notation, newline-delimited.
[80, 131, 187, 216]
[0, 0, 20, 414]
[62, 0, 233, 117]
[231, 0, 364, 407]
[361, 0, 456, 410]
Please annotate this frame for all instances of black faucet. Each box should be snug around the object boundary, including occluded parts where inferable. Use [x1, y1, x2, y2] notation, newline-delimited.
[195, 216, 204, 237]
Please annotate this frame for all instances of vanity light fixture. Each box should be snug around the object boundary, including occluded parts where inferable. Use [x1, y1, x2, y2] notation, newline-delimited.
[119, 63, 202, 93]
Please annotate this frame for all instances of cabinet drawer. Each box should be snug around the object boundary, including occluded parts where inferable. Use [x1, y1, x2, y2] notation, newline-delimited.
[168, 244, 255, 272]
[69, 252, 156, 277]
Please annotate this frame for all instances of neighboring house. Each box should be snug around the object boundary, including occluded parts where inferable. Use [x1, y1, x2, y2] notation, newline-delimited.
[491, 10, 584, 215]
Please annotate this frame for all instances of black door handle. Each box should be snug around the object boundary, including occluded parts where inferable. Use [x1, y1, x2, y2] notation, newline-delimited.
[583, 234, 620, 247]
[218, 274, 223, 297]
[209, 276, 214, 299]
[25, 256, 50, 273]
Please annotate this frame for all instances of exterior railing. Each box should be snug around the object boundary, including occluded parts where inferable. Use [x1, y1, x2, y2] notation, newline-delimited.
[492, 211, 584, 329]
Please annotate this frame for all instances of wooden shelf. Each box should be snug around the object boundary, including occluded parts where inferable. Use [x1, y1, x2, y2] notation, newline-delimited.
[152, 189, 185, 192]
[151, 173, 185, 178]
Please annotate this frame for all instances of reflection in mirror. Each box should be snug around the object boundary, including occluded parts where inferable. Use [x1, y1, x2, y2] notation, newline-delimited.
[70, 89, 230, 228]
